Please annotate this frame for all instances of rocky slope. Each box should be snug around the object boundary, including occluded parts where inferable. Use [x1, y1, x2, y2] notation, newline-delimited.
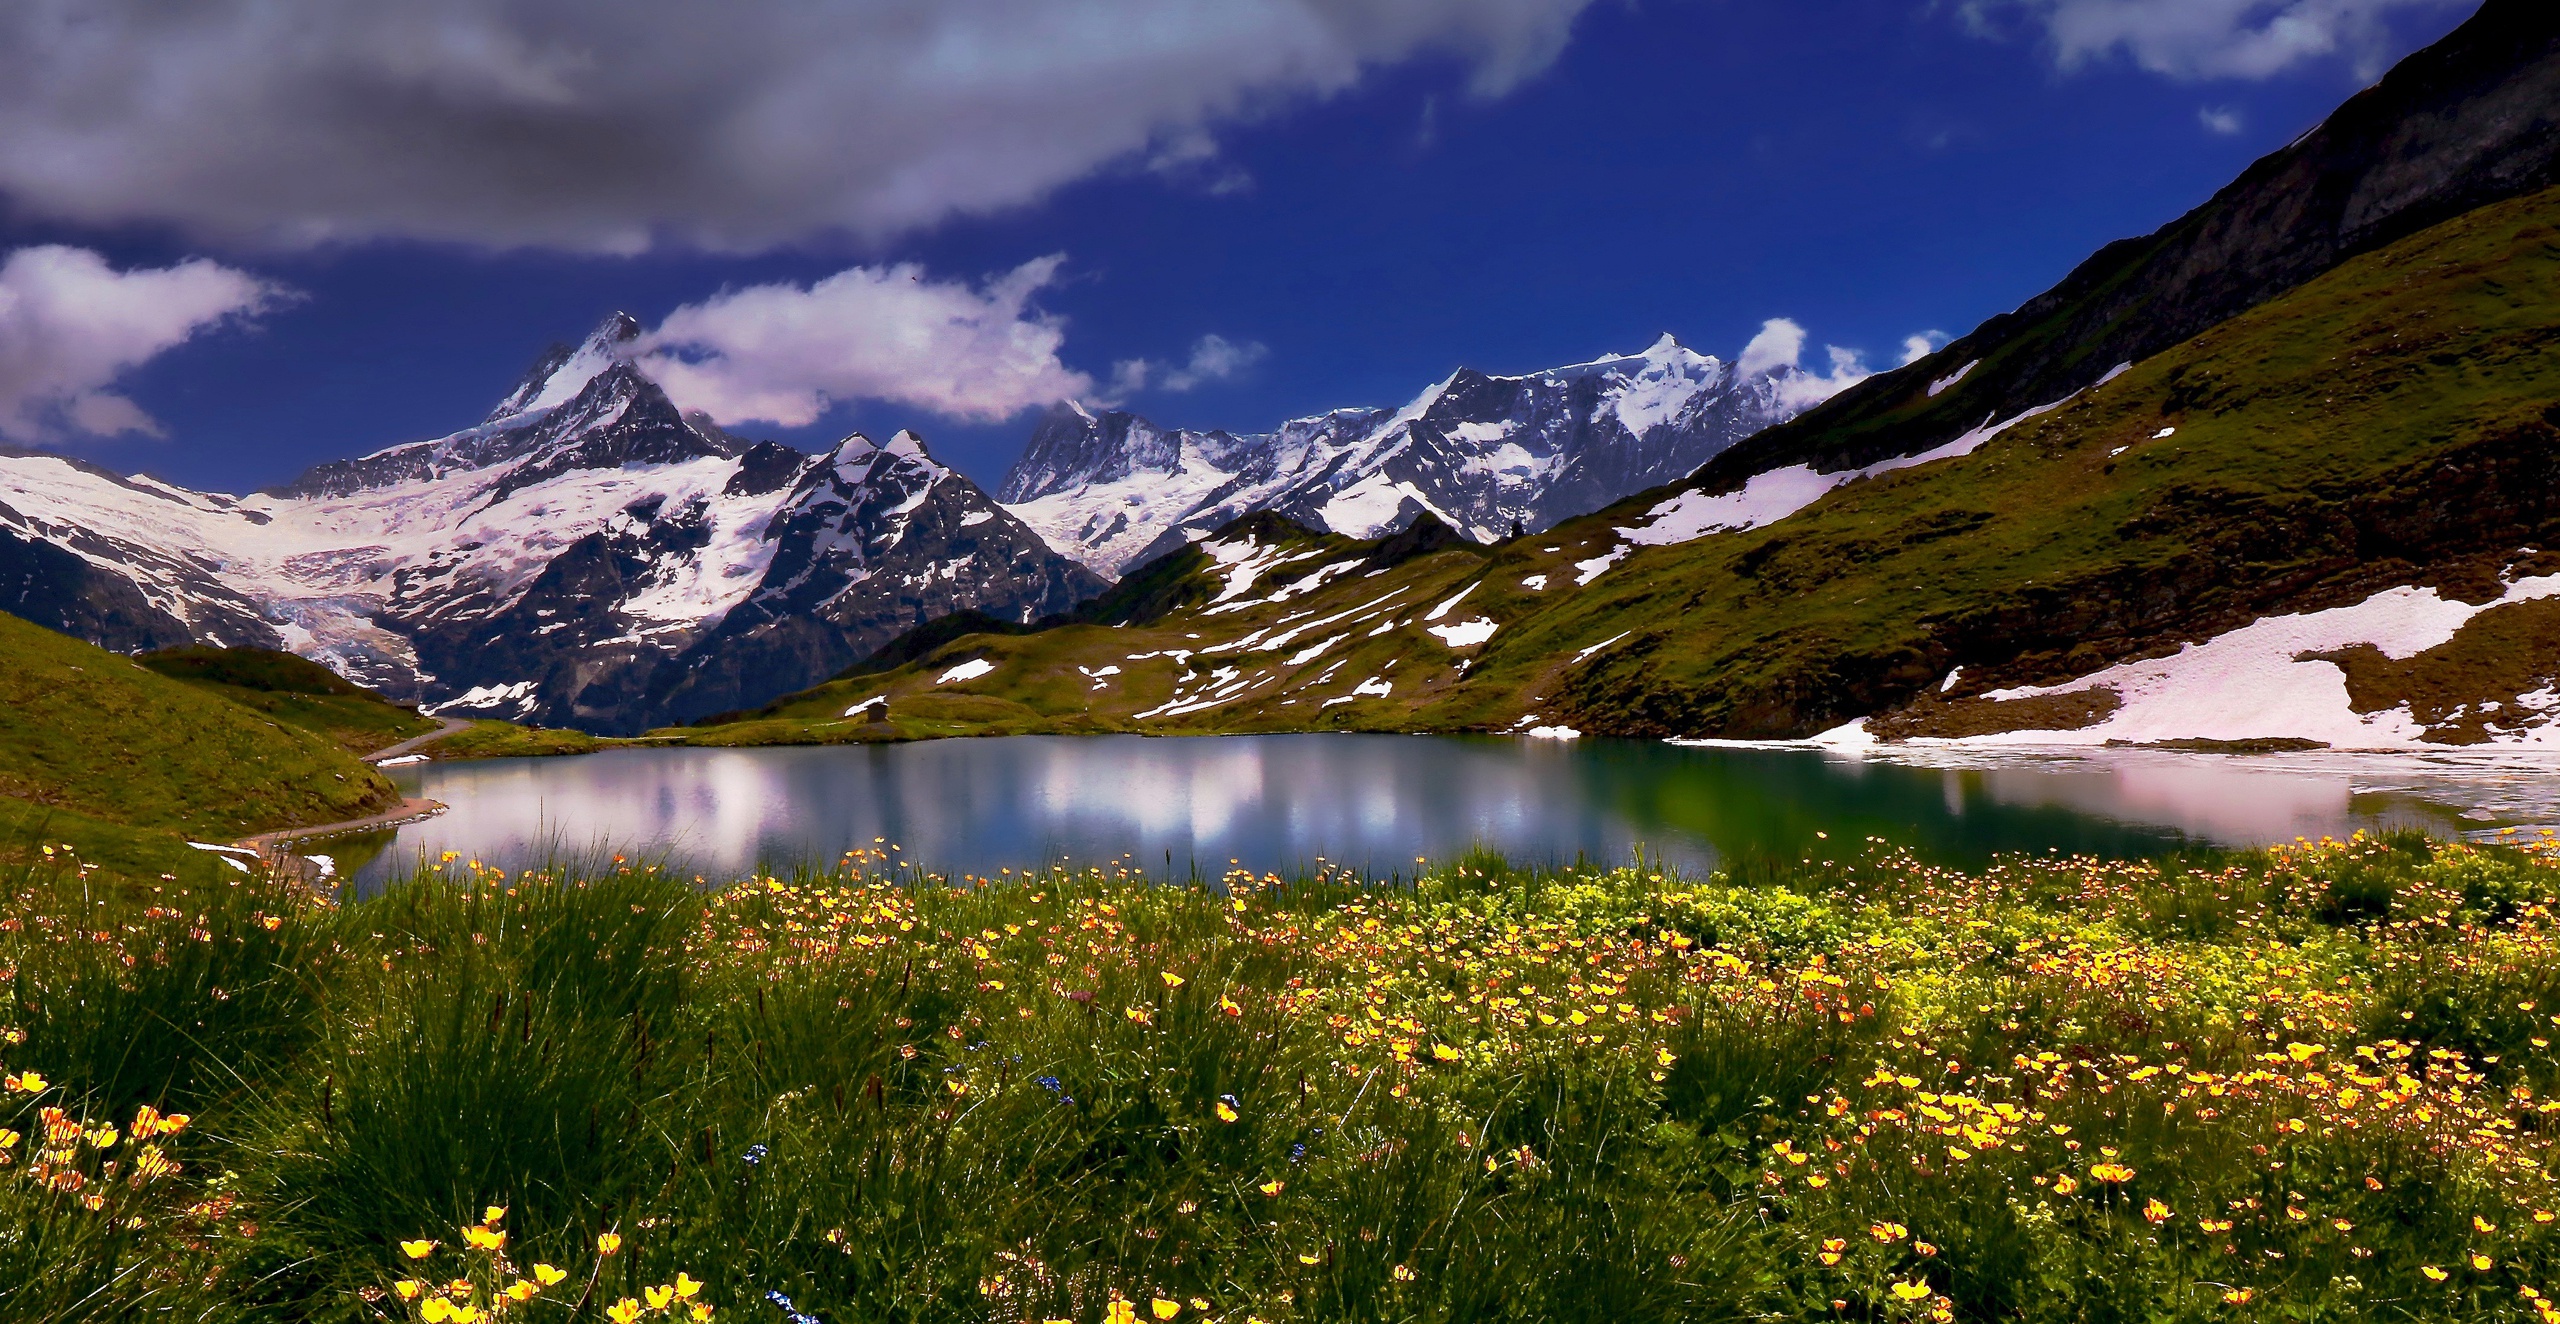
[999, 334, 1818, 576]
[0, 318, 1101, 734]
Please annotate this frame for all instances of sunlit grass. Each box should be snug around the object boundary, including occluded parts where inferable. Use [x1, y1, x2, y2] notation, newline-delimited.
[5, 830, 2560, 1320]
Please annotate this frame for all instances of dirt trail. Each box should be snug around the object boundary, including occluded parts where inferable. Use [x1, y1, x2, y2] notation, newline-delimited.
[236, 797, 447, 882]
[365, 716, 474, 764]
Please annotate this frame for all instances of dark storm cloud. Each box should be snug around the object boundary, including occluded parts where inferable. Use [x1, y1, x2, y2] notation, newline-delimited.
[0, 0, 1597, 253]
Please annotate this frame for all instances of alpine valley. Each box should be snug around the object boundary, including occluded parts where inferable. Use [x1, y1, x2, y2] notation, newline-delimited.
[8, 0, 2560, 754]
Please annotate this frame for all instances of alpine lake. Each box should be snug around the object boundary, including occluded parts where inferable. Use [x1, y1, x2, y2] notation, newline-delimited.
[317, 734, 2560, 891]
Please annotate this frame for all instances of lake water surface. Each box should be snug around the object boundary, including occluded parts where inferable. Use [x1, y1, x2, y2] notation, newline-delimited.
[340, 735, 2560, 889]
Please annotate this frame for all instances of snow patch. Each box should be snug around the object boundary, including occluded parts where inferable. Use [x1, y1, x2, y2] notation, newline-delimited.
[936, 658, 996, 685]
[1573, 631, 1632, 663]
[1427, 617, 1499, 648]
[427, 681, 538, 716]
[1573, 547, 1628, 585]
[1525, 725, 1582, 741]
[1925, 575, 2560, 749]
[1617, 393, 2077, 548]
[1425, 581, 1480, 621]
[1927, 361, 1977, 397]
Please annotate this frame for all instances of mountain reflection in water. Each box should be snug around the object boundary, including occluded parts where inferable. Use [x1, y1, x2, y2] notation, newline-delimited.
[347, 735, 2560, 890]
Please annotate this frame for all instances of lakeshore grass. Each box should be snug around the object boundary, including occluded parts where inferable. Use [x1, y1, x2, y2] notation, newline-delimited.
[4, 831, 2560, 1321]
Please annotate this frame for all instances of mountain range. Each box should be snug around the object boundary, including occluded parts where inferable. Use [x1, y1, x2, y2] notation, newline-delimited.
[1000, 333, 1819, 576]
[0, 310, 1826, 732]
[0, 318, 1099, 734]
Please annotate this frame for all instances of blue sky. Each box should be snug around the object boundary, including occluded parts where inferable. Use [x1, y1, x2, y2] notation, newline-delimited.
[0, 0, 2480, 494]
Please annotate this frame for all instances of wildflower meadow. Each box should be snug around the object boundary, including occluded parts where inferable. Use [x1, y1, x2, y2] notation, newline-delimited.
[4, 830, 2559, 1321]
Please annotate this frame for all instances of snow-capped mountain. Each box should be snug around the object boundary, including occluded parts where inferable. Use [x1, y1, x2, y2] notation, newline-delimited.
[0, 316, 1102, 734]
[999, 334, 1818, 577]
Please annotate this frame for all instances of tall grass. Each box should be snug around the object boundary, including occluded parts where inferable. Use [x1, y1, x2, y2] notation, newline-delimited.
[2, 834, 2559, 1321]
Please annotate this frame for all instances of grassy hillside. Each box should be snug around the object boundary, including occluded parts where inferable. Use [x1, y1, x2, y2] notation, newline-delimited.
[709, 182, 2560, 746]
[139, 645, 440, 756]
[0, 612, 403, 838]
[651, 516, 1501, 745]
[1503, 180, 2560, 737]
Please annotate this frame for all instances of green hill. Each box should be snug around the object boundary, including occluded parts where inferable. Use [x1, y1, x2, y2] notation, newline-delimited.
[138, 645, 440, 756]
[0, 612, 403, 839]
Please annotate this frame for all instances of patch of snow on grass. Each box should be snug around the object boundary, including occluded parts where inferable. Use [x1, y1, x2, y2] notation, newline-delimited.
[1427, 618, 1499, 648]
[1927, 361, 1977, 397]
[1947, 575, 2560, 749]
[1617, 393, 2078, 548]
[1525, 725, 1582, 740]
[1425, 582, 1480, 621]
[1521, 574, 1548, 591]
[843, 695, 887, 718]
[1574, 631, 1631, 663]
[1573, 547, 1628, 585]
[936, 658, 996, 685]
[1287, 635, 1348, 665]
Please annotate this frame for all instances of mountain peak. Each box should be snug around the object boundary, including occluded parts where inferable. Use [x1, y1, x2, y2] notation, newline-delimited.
[486, 312, 646, 423]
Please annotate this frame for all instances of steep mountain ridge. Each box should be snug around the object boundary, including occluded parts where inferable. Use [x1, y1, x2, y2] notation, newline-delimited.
[1667, 0, 2560, 500]
[0, 318, 1101, 734]
[1000, 333, 1819, 576]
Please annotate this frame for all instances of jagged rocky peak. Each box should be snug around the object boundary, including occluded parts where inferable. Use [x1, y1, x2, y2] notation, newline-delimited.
[486, 312, 644, 422]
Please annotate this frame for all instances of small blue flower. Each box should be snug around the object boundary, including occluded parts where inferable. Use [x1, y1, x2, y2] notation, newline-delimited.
[741, 1143, 769, 1166]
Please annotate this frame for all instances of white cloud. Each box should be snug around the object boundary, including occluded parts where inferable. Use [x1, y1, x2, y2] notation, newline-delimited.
[0, 245, 284, 442]
[2198, 104, 2246, 133]
[1962, 0, 2467, 81]
[0, 0, 1597, 253]
[638, 256, 1094, 427]
[1109, 334, 1271, 398]
[1900, 330, 1950, 366]
[1737, 318, 1873, 411]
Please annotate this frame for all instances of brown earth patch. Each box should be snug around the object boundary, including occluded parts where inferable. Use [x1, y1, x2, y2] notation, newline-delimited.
[1869, 687, 2122, 741]
[2302, 595, 2560, 744]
